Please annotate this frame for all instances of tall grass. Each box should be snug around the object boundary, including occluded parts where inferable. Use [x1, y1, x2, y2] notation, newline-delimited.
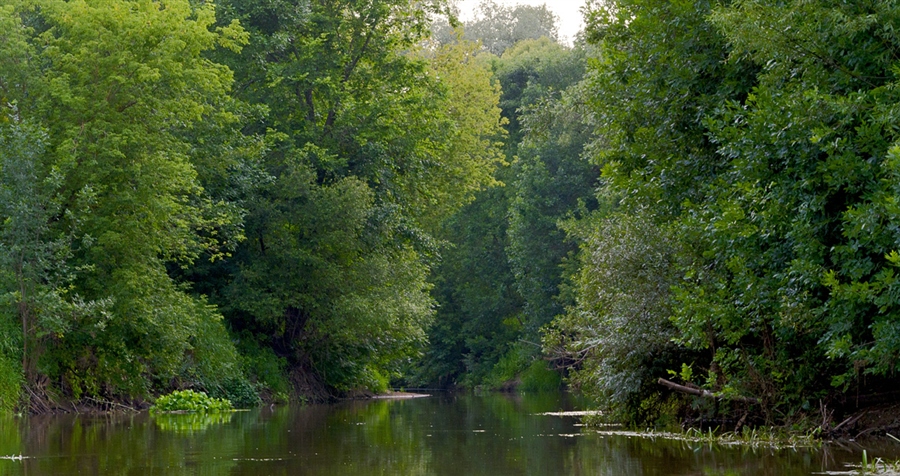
[0, 353, 22, 414]
[0, 314, 22, 414]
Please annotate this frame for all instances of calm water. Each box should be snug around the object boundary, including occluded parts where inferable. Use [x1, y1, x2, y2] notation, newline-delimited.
[0, 392, 896, 475]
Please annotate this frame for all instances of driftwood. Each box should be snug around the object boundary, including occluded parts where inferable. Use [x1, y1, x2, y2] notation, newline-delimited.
[828, 411, 867, 436]
[657, 378, 759, 404]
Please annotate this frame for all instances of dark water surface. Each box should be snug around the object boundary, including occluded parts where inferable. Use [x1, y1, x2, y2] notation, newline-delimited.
[0, 392, 897, 475]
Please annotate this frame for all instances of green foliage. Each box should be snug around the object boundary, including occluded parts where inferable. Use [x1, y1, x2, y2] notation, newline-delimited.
[491, 37, 584, 151]
[223, 153, 435, 392]
[551, 0, 754, 420]
[461, 1, 559, 56]
[482, 344, 529, 389]
[151, 390, 233, 414]
[683, 0, 900, 404]
[667, 364, 695, 386]
[475, 344, 562, 392]
[207, 378, 260, 410]
[0, 353, 22, 414]
[365, 367, 391, 395]
[555, 0, 900, 423]
[506, 42, 596, 336]
[547, 213, 680, 416]
[218, 0, 488, 228]
[413, 161, 527, 388]
[0, 0, 249, 404]
[0, 118, 56, 387]
[519, 359, 562, 392]
[0, 0, 530, 406]
[419, 38, 508, 229]
[234, 335, 289, 403]
[25, 0, 899, 420]
[211, 0, 509, 396]
[415, 33, 590, 389]
[0, 213, 23, 415]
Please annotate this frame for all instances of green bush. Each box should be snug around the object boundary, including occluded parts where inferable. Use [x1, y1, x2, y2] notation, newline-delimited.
[519, 359, 561, 392]
[483, 345, 528, 389]
[235, 334, 290, 403]
[150, 390, 233, 414]
[481, 345, 562, 392]
[0, 353, 22, 414]
[208, 377, 260, 409]
[364, 366, 390, 394]
[0, 312, 22, 414]
[548, 213, 678, 417]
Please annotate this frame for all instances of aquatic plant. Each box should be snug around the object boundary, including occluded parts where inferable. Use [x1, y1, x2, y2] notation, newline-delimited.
[150, 390, 232, 414]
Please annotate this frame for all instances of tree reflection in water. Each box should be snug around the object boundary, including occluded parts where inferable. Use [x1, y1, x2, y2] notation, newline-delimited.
[0, 394, 896, 475]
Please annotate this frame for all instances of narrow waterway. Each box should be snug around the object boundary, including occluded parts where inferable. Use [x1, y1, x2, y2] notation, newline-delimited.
[0, 392, 897, 475]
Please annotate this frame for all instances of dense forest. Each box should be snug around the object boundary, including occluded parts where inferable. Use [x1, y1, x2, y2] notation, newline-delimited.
[2, 0, 900, 430]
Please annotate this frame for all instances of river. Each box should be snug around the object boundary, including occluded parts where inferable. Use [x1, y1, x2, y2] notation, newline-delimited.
[0, 392, 896, 475]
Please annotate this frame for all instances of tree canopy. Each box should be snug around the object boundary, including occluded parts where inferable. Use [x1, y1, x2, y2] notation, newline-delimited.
[0, 0, 508, 408]
[547, 0, 900, 424]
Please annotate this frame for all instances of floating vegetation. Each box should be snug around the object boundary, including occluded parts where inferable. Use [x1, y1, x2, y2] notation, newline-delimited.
[0, 455, 28, 461]
[589, 426, 821, 450]
[232, 458, 288, 462]
[536, 410, 603, 417]
[150, 390, 233, 414]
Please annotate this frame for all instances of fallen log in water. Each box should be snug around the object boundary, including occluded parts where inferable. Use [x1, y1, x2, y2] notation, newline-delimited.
[657, 378, 759, 405]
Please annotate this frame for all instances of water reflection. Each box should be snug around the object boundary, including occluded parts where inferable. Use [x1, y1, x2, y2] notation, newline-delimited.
[0, 393, 896, 475]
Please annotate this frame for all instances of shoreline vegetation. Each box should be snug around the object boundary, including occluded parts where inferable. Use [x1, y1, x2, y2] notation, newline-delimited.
[3, 0, 900, 445]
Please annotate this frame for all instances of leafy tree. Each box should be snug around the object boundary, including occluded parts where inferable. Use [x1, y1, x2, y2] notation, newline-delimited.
[560, 0, 900, 422]
[418, 39, 507, 230]
[693, 0, 900, 402]
[416, 179, 523, 387]
[0, 0, 248, 402]
[493, 37, 585, 151]
[545, 213, 679, 420]
[417, 36, 598, 387]
[225, 155, 435, 392]
[0, 118, 61, 410]
[219, 0, 468, 223]
[505, 42, 596, 336]
[548, 0, 758, 419]
[463, 0, 559, 56]
[214, 0, 506, 395]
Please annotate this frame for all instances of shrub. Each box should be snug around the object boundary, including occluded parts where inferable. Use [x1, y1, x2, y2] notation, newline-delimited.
[0, 353, 22, 414]
[547, 213, 679, 420]
[234, 335, 290, 403]
[520, 359, 561, 392]
[208, 377, 260, 409]
[0, 314, 22, 414]
[484, 345, 528, 389]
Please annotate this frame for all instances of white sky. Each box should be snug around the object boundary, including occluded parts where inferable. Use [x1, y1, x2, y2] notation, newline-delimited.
[455, 0, 587, 45]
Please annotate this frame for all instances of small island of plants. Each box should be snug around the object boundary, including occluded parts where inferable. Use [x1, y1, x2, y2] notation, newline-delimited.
[150, 390, 233, 414]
